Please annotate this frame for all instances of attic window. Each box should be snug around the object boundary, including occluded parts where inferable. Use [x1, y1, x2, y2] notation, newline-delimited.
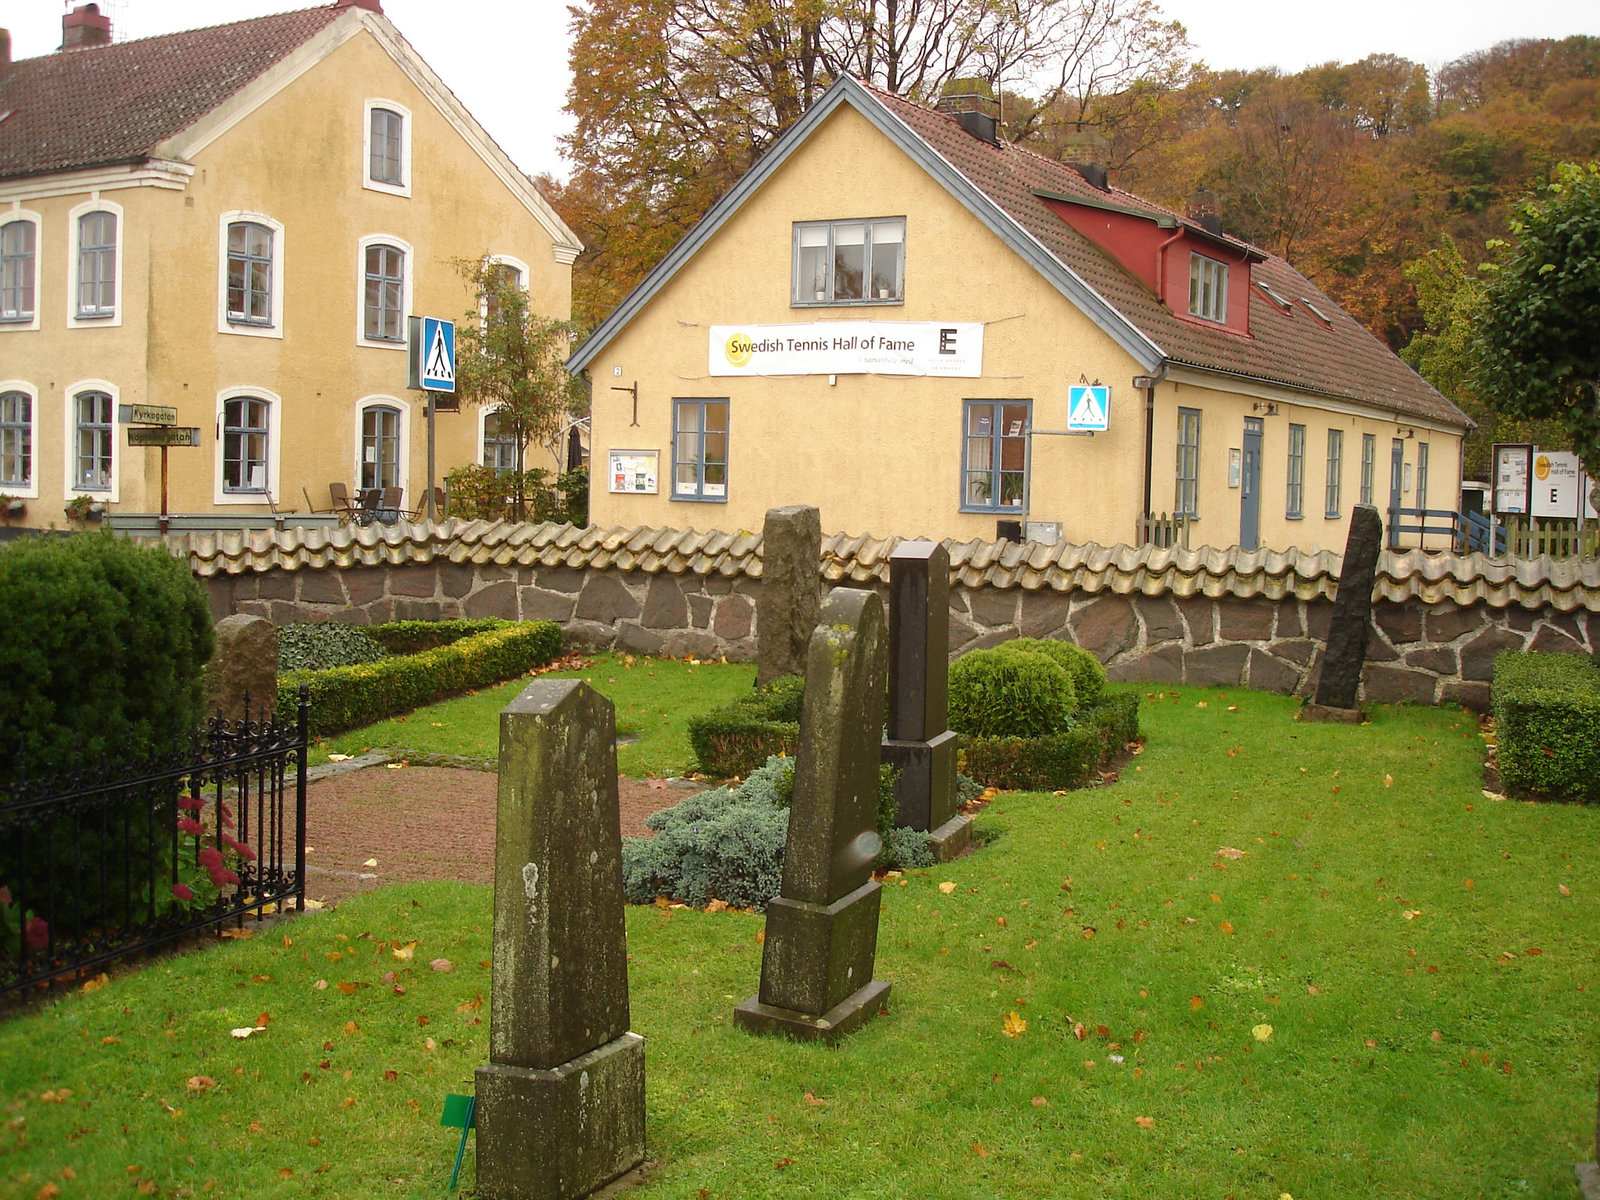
[1256, 282, 1293, 312]
[1187, 253, 1228, 324]
[1298, 297, 1333, 326]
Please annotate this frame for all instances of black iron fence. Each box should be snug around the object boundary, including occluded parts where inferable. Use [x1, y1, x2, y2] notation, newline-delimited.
[1, 688, 308, 996]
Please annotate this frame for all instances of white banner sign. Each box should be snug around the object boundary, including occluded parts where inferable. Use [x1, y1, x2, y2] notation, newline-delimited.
[708, 322, 983, 378]
[1531, 450, 1586, 518]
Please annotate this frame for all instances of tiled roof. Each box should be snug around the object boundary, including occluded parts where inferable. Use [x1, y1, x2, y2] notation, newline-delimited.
[0, 7, 343, 181]
[868, 87, 1468, 429]
[175, 519, 1600, 612]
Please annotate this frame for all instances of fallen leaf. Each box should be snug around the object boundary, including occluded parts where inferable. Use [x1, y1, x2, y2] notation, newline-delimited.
[939, 881, 957, 894]
[363, 858, 379, 867]
[313, 979, 328, 990]
[1219, 922, 1235, 935]
[1135, 1116, 1155, 1129]
[1252, 1024, 1273, 1042]
[385, 763, 404, 770]
[1307, 984, 1320, 996]
[1072, 1021, 1087, 1041]
[1383, 774, 1394, 788]
[1431, 1030, 1444, 1043]
[971, 1143, 989, 1157]
[1031, 1095, 1050, 1107]
[1402, 910, 1421, 920]
[430, 958, 454, 973]
[803, 1091, 825, 1106]
[1560, 883, 1572, 896]
[1216, 847, 1248, 859]
[755, 929, 765, 944]
[35, 1185, 61, 1199]
[81, 973, 109, 994]
[229, 1027, 263, 1039]
[1002, 1011, 1027, 1038]
[646, 778, 668, 790]
[344, 1021, 359, 1035]
[392, 943, 416, 961]
[774, 1158, 794, 1170]
[423, 1037, 436, 1051]
[337, 982, 360, 995]
[101, 1035, 120, 1044]
[1189, 996, 1204, 1010]
[186, 1076, 217, 1093]
[327, 754, 351, 762]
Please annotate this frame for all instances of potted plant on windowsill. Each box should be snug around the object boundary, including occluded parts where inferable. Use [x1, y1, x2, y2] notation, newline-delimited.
[64, 495, 106, 523]
[0, 495, 24, 520]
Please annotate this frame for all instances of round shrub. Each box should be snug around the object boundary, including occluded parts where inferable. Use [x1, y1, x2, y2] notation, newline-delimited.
[948, 645, 1077, 738]
[0, 532, 215, 781]
[277, 622, 388, 672]
[1008, 637, 1107, 706]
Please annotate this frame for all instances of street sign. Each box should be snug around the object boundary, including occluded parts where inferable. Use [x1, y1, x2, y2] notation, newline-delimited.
[128, 426, 201, 447]
[1067, 384, 1110, 432]
[408, 315, 456, 392]
[117, 403, 178, 426]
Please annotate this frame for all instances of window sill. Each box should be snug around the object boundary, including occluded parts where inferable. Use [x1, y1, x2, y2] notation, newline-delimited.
[960, 504, 1027, 515]
[360, 337, 406, 350]
[74, 311, 115, 321]
[672, 494, 727, 503]
[1286, 514, 1304, 521]
[791, 298, 905, 308]
[0, 315, 34, 324]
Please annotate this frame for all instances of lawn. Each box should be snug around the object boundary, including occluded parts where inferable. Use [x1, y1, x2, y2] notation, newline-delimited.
[312, 651, 757, 778]
[3, 686, 1597, 1199]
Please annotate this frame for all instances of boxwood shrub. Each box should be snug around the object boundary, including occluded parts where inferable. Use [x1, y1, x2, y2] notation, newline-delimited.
[687, 675, 805, 777]
[280, 619, 562, 738]
[1492, 650, 1600, 800]
[948, 645, 1078, 738]
[960, 692, 1141, 791]
[365, 618, 513, 655]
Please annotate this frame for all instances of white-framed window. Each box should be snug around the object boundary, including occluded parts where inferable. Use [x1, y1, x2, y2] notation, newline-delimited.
[218, 213, 285, 337]
[1286, 422, 1305, 518]
[357, 235, 412, 348]
[64, 380, 119, 500]
[672, 398, 728, 501]
[962, 399, 1031, 511]
[0, 383, 37, 496]
[68, 198, 123, 327]
[1188, 253, 1228, 324]
[1360, 433, 1375, 505]
[1417, 442, 1430, 511]
[1, 214, 41, 329]
[1325, 428, 1343, 518]
[363, 100, 412, 197]
[355, 397, 409, 497]
[481, 408, 519, 474]
[482, 254, 529, 326]
[1175, 407, 1201, 518]
[793, 218, 905, 306]
[213, 388, 282, 504]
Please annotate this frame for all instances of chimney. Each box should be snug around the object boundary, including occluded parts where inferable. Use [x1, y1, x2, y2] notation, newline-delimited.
[1186, 188, 1224, 237]
[61, 3, 112, 51]
[937, 77, 999, 147]
[0, 29, 11, 66]
[1060, 131, 1111, 191]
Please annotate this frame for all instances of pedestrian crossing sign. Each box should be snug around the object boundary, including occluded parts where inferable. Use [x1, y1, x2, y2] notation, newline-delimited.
[1067, 384, 1110, 432]
[409, 316, 456, 392]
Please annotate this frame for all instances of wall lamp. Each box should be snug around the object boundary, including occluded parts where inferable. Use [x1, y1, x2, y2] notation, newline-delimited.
[1252, 401, 1278, 416]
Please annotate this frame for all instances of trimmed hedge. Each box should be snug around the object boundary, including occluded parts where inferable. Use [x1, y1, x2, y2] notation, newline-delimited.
[687, 675, 805, 777]
[1492, 650, 1600, 801]
[949, 646, 1078, 738]
[280, 620, 562, 738]
[961, 691, 1141, 791]
[365, 618, 513, 656]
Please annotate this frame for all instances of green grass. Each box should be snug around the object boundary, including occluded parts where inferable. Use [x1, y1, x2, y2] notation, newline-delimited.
[313, 652, 756, 778]
[5, 686, 1598, 1199]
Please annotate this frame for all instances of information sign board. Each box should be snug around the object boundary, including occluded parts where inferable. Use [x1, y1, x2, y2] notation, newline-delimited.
[128, 426, 201, 447]
[117, 404, 178, 426]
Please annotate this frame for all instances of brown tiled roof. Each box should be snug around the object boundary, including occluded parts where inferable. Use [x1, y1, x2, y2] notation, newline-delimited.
[0, 7, 343, 181]
[868, 87, 1469, 430]
[175, 519, 1599, 612]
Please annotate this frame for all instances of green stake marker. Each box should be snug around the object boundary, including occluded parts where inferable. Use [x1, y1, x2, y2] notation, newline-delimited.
[439, 1093, 476, 1192]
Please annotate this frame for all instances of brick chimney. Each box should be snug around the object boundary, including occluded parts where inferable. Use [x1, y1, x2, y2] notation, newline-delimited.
[61, 3, 112, 51]
[1060, 131, 1111, 191]
[936, 77, 999, 147]
[0, 29, 11, 66]
[1186, 188, 1223, 236]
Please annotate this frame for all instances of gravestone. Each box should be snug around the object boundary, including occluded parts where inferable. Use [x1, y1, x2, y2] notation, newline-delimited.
[756, 505, 821, 686]
[880, 540, 971, 860]
[203, 614, 278, 723]
[475, 680, 645, 1200]
[735, 588, 892, 1042]
[1305, 504, 1383, 721]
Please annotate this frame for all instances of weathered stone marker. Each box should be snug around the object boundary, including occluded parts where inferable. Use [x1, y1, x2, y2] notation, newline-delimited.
[476, 680, 644, 1200]
[756, 504, 821, 686]
[735, 587, 891, 1042]
[880, 540, 971, 860]
[1305, 504, 1383, 721]
[203, 614, 278, 722]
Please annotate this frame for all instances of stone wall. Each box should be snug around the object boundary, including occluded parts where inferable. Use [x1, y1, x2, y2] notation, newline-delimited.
[183, 518, 1600, 710]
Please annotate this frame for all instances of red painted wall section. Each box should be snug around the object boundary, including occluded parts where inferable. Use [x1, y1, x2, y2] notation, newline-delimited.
[1040, 196, 1253, 336]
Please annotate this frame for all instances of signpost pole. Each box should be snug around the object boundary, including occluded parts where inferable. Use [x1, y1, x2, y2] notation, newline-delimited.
[159, 444, 170, 537]
[426, 392, 437, 523]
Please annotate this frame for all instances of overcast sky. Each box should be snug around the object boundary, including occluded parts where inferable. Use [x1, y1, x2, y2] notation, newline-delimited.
[7, 0, 1596, 181]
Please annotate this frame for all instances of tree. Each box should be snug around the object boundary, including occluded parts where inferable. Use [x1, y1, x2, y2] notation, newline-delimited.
[452, 257, 587, 520]
[1473, 162, 1600, 474]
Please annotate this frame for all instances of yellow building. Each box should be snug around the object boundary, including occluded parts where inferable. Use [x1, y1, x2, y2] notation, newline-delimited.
[0, 0, 579, 530]
[570, 79, 1469, 553]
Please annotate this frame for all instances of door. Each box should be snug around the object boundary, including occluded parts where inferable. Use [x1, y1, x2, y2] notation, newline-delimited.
[1239, 417, 1263, 551]
[1389, 438, 1405, 547]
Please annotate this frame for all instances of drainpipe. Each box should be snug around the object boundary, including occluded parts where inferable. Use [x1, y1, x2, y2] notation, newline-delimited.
[1154, 228, 1184, 306]
[1134, 364, 1170, 544]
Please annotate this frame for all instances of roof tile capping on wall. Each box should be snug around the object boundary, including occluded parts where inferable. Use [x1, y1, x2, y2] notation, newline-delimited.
[176, 519, 1600, 709]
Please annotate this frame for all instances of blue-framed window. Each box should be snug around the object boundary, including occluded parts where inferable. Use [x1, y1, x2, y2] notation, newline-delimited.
[1325, 428, 1343, 518]
[1286, 423, 1305, 518]
[673, 398, 728, 501]
[1360, 433, 1375, 504]
[962, 399, 1029, 511]
[1175, 407, 1201, 517]
[226, 221, 273, 326]
[222, 396, 270, 493]
[793, 218, 904, 306]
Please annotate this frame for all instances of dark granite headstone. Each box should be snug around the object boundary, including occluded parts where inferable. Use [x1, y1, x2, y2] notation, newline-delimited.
[1307, 504, 1383, 719]
[735, 588, 891, 1042]
[756, 505, 821, 686]
[203, 614, 278, 723]
[475, 681, 644, 1200]
[880, 540, 970, 860]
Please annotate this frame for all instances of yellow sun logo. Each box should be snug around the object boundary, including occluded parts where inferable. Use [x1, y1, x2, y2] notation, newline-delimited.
[724, 333, 754, 367]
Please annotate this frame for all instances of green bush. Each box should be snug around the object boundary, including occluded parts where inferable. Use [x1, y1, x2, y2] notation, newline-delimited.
[365, 618, 513, 656]
[960, 692, 1142, 791]
[948, 646, 1078, 738]
[622, 755, 929, 908]
[1492, 650, 1600, 800]
[280, 620, 562, 739]
[277, 623, 388, 672]
[687, 675, 805, 777]
[1007, 637, 1107, 706]
[0, 532, 215, 780]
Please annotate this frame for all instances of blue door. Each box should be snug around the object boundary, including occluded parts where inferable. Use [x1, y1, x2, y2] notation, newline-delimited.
[1389, 438, 1405, 547]
[1240, 417, 1263, 551]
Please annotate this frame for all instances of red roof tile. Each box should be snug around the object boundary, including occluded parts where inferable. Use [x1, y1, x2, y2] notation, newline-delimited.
[0, 7, 343, 181]
[869, 86, 1469, 430]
